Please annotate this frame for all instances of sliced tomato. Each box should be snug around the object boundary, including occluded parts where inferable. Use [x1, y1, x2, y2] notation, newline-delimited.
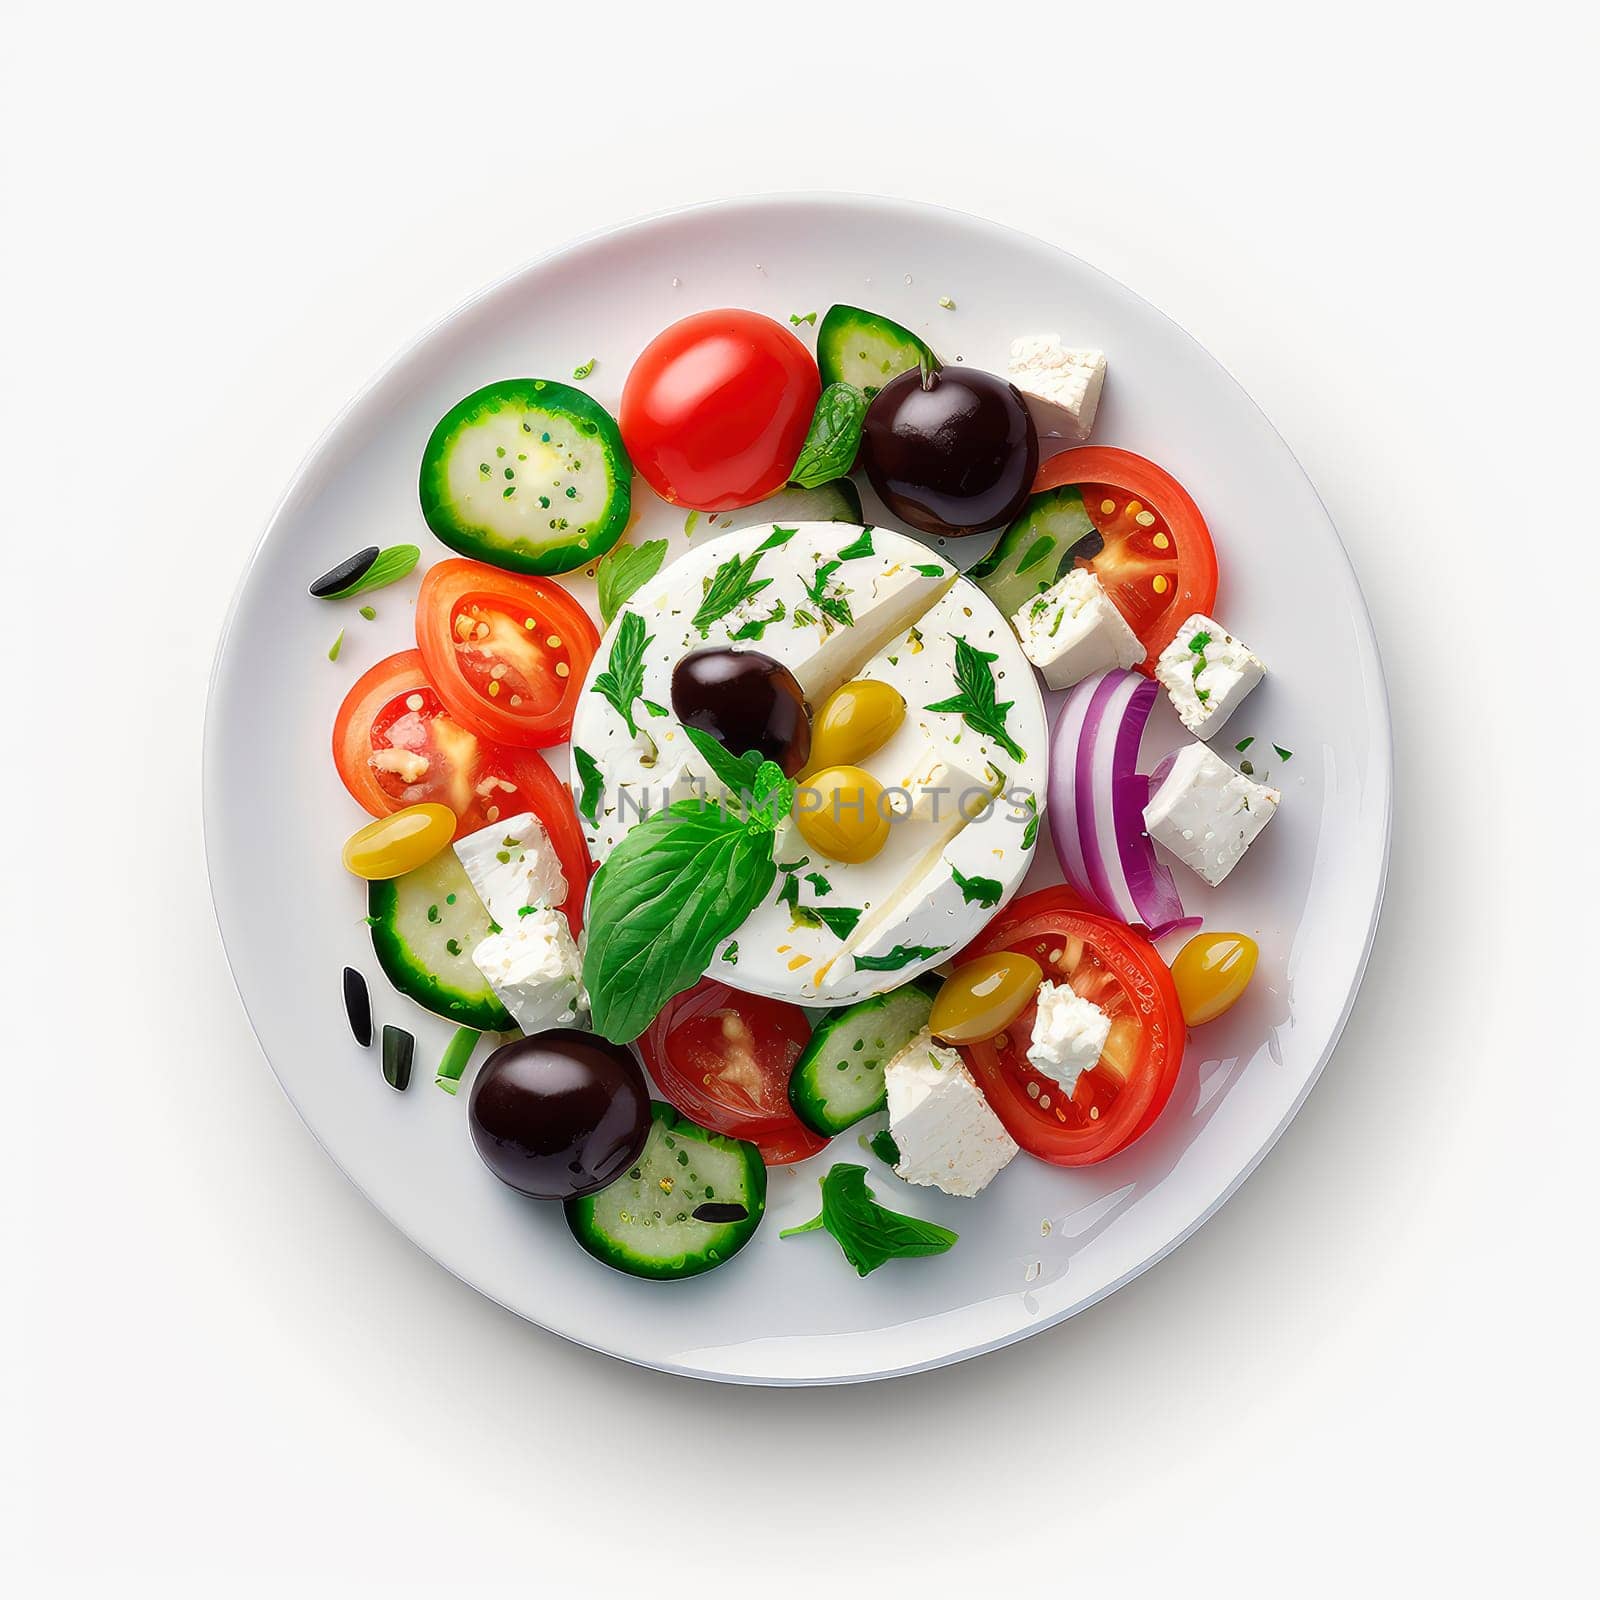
[1034, 447, 1219, 671]
[640, 980, 828, 1165]
[332, 649, 591, 930]
[955, 886, 1185, 1165]
[415, 558, 598, 749]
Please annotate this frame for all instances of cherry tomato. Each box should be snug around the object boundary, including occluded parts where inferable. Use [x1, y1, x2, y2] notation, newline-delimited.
[1033, 447, 1219, 670]
[955, 887, 1185, 1165]
[620, 309, 821, 512]
[415, 559, 598, 749]
[331, 649, 591, 930]
[341, 803, 456, 879]
[1171, 932, 1258, 1025]
[640, 980, 828, 1165]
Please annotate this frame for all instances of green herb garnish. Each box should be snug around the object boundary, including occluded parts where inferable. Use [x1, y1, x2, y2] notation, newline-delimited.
[317, 544, 421, 601]
[682, 727, 766, 801]
[1235, 736, 1255, 752]
[684, 509, 699, 536]
[1240, 759, 1255, 775]
[804, 871, 832, 897]
[572, 357, 596, 379]
[868, 1130, 901, 1167]
[1273, 745, 1293, 762]
[925, 638, 1025, 761]
[790, 383, 868, 490]
[358, 605, 376, 621]
[590, 610, 650, 736]
[813, 905, 862, 940]
[853, 943, 945, 972]
[1021, 792, 1039, 850]
[595, 538, 667, 627]
[789, 311, 818, 326]
[576, 742, 604, 825]
[802, 559, 854, 630]
[693, 551, 773, 636]
[721, 942, 739, 964]
[327, 629, 344, 661]
[434, 1026, 479, 1095]
[913, 563, 946, 578]
[730, 599, 786, 641]
[836, 526, 875, 562]
[951, 864, 1003, 908]
[779, 1164, 957, 1276]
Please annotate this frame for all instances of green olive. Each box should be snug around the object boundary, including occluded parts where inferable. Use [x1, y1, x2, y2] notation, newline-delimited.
[794, 764, 891, 863]
[806, 679, 905, 773]
[930, 952, 1045, 1044]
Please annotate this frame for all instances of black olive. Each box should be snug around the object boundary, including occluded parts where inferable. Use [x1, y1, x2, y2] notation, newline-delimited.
[671, 647, 811, 778]
[468, 1031, 651, 1201]
[342, 966, 372, 1048]
[859, 367, 1038, 538]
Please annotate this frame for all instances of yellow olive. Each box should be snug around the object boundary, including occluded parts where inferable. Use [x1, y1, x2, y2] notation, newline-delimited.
[930, 952, 1045, 1044]
[342, 803, 457, 880]
[807, 679, 906, 773]
[793, 764, 891, 863]
[1170, 932, 1259, 1026]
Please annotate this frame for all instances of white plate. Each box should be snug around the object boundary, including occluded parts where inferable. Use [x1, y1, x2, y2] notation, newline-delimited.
[204, 194, 1391, 1385]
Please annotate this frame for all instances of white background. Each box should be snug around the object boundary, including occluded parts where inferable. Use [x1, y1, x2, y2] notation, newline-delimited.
[4, 1, 1594, 1591]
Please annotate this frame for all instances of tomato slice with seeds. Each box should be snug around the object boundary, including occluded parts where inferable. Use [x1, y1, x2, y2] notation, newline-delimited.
[955, 886, 1185, 1165]
[640, 980, 828, 1165]
[415, 559, 599, 749]
[1034, 447, 1219, 671]
[331, 648, 591, 929]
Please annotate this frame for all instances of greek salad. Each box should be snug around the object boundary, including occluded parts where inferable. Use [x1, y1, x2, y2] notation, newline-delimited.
[322, 302, 1285, 1282]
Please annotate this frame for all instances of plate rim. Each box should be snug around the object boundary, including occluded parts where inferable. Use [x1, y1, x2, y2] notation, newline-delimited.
[202, 190, 1394, 1385]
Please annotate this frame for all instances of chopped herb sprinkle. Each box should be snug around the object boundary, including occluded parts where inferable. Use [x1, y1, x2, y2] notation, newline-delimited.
[1273, 745, 1294, 762]
[327, 629, 344, 662]
[358, 605, 376, 621]
[1235, 736, 1255, 751]
[572, 358, 596, 379]
[789, 311, 818, 326]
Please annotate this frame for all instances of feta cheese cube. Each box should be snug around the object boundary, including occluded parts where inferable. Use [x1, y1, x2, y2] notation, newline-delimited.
[1007, 334, 1107, 441]
[789, 560, 956, 702]
[471, 907, 586, 1034]
[1027, 981, 1110, 1096]
[1143, 742, 1279, 886]
[1013, 569, 1145, 689]
[1154, 614, 1265, 739]
[453, 812, 568, 926]
[885, 1030, 1018, 1198]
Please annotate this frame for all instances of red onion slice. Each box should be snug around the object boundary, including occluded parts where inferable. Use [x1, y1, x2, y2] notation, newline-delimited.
[1048, 669, 1192, 936]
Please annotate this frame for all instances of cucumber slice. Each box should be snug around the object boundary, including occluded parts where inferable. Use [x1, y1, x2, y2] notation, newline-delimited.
[723, 477, 863, 528]
[969, 485, 1099, 620]
[816, 304, 939, 398]
[565, 1103, 766, 1280]
[788, 978, 938, 1137]
[419, 379, 632, 576]
[368, 850, 512, 1031]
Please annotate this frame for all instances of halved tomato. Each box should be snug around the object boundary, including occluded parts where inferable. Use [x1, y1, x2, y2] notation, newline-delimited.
[332, 648, 591, 929]
[640, 980, 828, 1165]
[955, 886, 1185, 1165]
[415, 558, 598, 748]
[1035, 446, 1219, 670]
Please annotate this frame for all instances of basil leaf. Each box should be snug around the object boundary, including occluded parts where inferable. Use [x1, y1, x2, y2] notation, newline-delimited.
[779, 1164, 957, 1276]
[595, 539, 668, 626]
[590, 611, 650, 736]
[950, 864, 1003, 909]
[583, 807, 777, 1044]
[320, 544, 420, 600]
[791, 383, 868, 489]
[748, 761, 794, 831]
[836, 527, 874, 561]
[867, 1130, 900, 1167]
[572, 746, 604, 827]
[682, 727, 765, 801]
[853, 943, 945, 972]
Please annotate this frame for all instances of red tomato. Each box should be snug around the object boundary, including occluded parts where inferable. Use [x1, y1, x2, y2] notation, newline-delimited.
[955, 887, 1185, 1165]
[415, 559, 598, 749]
[1034, 447, 1219, 671]
[332, 649, 591, 930]
[640, 979, 828, 1165]
[620, 309, 821, 512]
